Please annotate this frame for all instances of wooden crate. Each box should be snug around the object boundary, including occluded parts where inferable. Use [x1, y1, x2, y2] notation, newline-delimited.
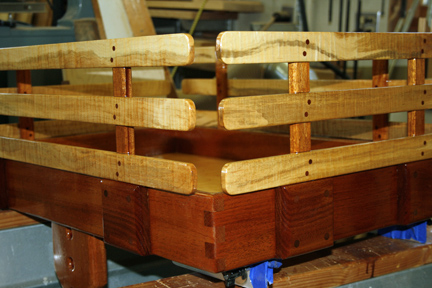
[1, 31, 432, 287]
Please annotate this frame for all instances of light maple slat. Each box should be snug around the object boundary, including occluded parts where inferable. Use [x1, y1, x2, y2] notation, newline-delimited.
[0, 121, 115, 140]
[146, 1, 263, 12]
[216, 32, 432, 64]
[193, 46, 216, 64]
[0, 80, 172, 97]
[0, 136, 197, 194]
[181, 79, 422, 96]
[0, 33, 194, 70]
[221, 134, 432, 195]
[219, 84, 432, 130]
[0, 93, 196, 131]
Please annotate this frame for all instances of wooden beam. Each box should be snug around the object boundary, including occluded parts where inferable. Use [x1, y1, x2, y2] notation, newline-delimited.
[0, 93, 196, 131]
[372, 60, 390, 141]
[181, 79, 423, 96]
[216, 32, 432, 64]
[221, 134, 432, 195]
[0, 137, 197, 195]
[408, 58, 426, 136]
[149, 9, 238, 20]
[194, 46, 216, 64]
[146, 1, 264, 12]
[0, 211, 42, 230]
[0, 81, 171, 97]
[0, 34, 194, 70]
[218, 85, 432, 130]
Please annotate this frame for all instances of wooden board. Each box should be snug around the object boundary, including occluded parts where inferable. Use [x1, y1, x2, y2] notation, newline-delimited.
[149, 9, 238, 20]
[219, 85, 432, 130]
[0, 210, 42, 230]
[221, 133, 432, 194]
[0, 136, 197, 195]
[0, 80, 171, 97]
[0, 34, 194, 70]
[194, 46, 216, 64]
[146, 1, 263, 12]
[181, 79, 425, 96]
[216, 32, 432, 64]
[0, 93, 195, 131]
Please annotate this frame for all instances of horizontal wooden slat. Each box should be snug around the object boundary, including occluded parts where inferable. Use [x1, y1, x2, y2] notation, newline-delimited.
[221, 134, 432, 195]
[0, 80, 171, 97]
[0, 137, 197, 194]
[0, 34, 194, 70]
[217, 32, 432, 64]
[0, 93, 196, 131]
[194, 46, 216, 64]
[182, 79, 421, 96]
[146, 1, 263, 12]
[219, 85, 432, 130]
[0, 210, 42, 230]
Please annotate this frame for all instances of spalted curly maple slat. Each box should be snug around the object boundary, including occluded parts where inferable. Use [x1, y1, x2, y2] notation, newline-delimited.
[0, 93, 196, 130]
[0, 34, 194, 70]
[218, 84, 432, 130]
[222, 134, 432, 195]
[0, 136, 197, 195]
[217, 32, 432, 64]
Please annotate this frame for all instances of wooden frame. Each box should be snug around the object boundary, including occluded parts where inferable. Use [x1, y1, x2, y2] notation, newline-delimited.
[1, 31, 432, 287]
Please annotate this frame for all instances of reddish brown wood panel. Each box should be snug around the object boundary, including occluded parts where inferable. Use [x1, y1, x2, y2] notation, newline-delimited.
[216, 60, 228, 109]
[212, 190, 276, 271]
[0, 159, 6, 209]
[333, 166, 399, 240]
[276, 179, 333, 258]
[400, 159, 432, 224]
[6, 161, 104, 237]
[102, 180, 150, 255]
[407, 58, 426, 137]
[149, 190, 224, 272]
[53, 223, 107, 288]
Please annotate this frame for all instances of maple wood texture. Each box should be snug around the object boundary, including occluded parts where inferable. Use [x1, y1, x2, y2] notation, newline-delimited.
[217, 32, 432, 64]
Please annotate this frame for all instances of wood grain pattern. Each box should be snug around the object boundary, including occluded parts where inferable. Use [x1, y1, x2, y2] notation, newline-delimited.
[0, 210, 42, 230]
[53, 223, 107, 288]
[219, 85, 432, 130]
[216, 32, 432, 64]
[0, 137, 197, 195]
[113, 67, 135, 154]
[215, 60, 228, 108]
[194, 46, 216, 64]
[276, 180, 333, 258]
[182, 79, 425, 96]
[6, 161, 104, 236]
[146, 1, 263, 12]
[123, 273, 225, 288]
[102, 180, 150, 255]
[372, 60, 389, 141]
[333, 166, 398, 240]
[289, 63, 310, 153]
[0, 81, 171, 97]
[122, 0, 156, 36]
[16, 70, 35, 140]
[221, 134, 432, 194]
[0, 34, 194, 70]
[408, 58, 426, 136]
[0, 93, 196, 130]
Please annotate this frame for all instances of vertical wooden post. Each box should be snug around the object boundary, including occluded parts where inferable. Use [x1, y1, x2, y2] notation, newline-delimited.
[16, 70, 35, 140]
[407, 58, 425, 136]
[276, 62, 333, 258]
[53, 223, 107, 288]
[289, 63, 311, 153]
[216, 59, 228, 108]
[372, 60, 389, 141]
[113, 67, 135, 154]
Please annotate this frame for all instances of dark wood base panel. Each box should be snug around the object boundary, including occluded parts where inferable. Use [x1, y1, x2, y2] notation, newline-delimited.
[4, 159, 432, 273]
